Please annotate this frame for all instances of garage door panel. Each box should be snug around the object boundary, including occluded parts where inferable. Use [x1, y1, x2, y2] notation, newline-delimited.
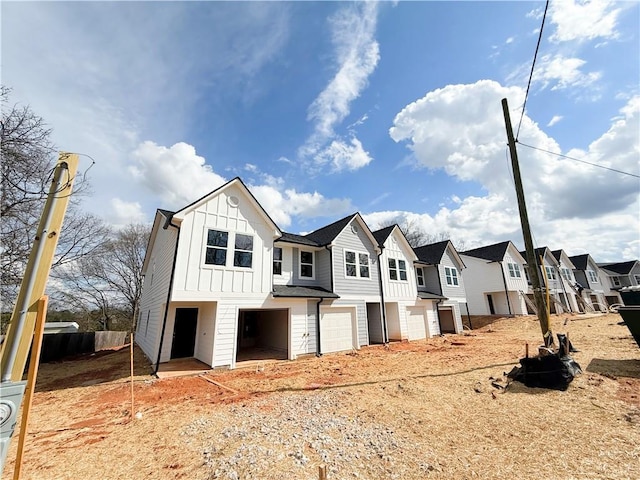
[406, 307, 426, 341]
[320, 307, 355, 353]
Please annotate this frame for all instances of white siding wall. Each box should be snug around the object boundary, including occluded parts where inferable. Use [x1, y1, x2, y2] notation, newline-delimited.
[503, 246, 529, 291]
[460, 255, 504, 315]
[136, 223, 178, 364]
[273, 244, 294, 285]
[172, 184, 275, 300]
[379, 232, 418, 300]
[332, 221, 380, 298]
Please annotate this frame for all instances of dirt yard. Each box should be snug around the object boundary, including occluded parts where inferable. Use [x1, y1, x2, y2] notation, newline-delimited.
[4, 313, 640, 480]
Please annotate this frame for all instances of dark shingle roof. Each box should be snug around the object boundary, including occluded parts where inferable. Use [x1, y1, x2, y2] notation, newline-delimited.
[414, 240, 449, 265]
[304, 213, 357, 246]
[460, 241, 511, 262]
[418, 291, 447, 300]
[569, 254, 589, 270]
[372, 225, 395, 247]
[272, 285, 338, 298]
[277, 232, 320, 247]
[597, 261, 637, 275]
[551, 249, 563, 262]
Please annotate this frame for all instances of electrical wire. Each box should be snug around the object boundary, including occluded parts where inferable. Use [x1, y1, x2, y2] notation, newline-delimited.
[517, 140, 640, 179]
[516, 0, 549, 140]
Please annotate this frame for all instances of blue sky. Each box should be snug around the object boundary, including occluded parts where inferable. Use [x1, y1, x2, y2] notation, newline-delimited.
[3, 1, 639, 261]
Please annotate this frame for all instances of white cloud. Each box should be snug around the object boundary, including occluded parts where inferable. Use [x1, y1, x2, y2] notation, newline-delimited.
[387, 81, 640, 260]
[314, 137, 373, 172]
[129, 141, 227, 209]
[534, 54, 602, 92]
[110, 198, 146, 227]
[547, 115, 563, 127]
[549, 0, 621, 43]
[300, 2, 379, 172]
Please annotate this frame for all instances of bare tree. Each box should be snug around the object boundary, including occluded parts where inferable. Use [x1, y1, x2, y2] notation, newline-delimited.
[376, 217, 467, 251]
[1, 86, 108, 306]
[50, 223, 150, 331]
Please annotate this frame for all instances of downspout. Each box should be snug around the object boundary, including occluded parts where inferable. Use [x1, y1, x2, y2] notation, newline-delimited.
[435, 264, 445, 333]
[154, 220, 180, 375]
[376, 248, 388, 343]
[498, 261, 513, 316]
[315, 298, 323, 357]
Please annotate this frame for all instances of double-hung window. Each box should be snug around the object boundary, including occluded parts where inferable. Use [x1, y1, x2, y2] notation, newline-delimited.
[445, 266, 459, 286]
[205, 230, 228, 266]
[398, 260, 407, 281]
[234, 234, 253, 268]
[545, 266, 556, 280]
[273, 247, 283, 275]
[388, 259, 398, 280]
[345, 251, 370, 278]
[300, 251, 314, 278]
[587, 270, 599, 283]
[416, 267, 425, 287]
[508, 263, 521, 278]
[561, 268, 572, 281]
[612, 276, 621, 287]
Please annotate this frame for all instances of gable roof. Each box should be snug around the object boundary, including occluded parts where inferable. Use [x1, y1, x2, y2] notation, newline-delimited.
[519, 246, 558, 266]
[304, 213, 357, 246]
[171, 177, 281, 236]
[569, 254, 590, 270]
[414, 240, 450, 264]
[460, 240, 511, 262]
[597, 260, 638, 275]
[372, 225, 395, 247]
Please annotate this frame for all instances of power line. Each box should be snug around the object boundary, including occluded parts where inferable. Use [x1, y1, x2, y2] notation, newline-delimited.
[517, 140, 640, 179]
[516, 0, 549, 140]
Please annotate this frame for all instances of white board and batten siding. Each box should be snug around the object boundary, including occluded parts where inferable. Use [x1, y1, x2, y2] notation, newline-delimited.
[136, 222, 178, 364]
[172, 183, 276, 301]
[379, 231, 418, 301]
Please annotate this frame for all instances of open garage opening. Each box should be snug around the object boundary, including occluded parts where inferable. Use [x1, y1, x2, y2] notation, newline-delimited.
[236, 309, 289, 364]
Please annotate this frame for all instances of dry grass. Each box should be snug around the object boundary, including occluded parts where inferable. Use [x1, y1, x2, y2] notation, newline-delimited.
[4, 313, 640, 479]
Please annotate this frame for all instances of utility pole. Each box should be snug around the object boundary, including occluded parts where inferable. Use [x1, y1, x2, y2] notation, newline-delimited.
[501, 98, 552, 347]
[0, 153, 79, 474]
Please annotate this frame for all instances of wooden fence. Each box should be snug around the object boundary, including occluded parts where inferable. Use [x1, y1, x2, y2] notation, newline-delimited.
[39, 331, 128, 363]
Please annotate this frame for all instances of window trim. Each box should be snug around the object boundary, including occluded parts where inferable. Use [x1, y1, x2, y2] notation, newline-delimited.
[545, 265, 556, 280]
[299, 250, 315, 279]
[388, 258, 398, 281]
[612, 276, 621, 287]
[344, 249, 371, 279]
[416, 267, 425, 287]
[203, 228, 255, 270]
[587, 269, 599, 283]
[444, 266, 459, 286]
[507, 262, 522, 278]
[273, 247, 283, 276]
[204, 229, 229, 267]
[233, 233, 254, 268]
[388, 257, 407, 282]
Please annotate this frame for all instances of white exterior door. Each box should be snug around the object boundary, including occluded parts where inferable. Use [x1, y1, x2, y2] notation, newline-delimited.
[406, 307, 426, 341]
[320, 307, 355, 353]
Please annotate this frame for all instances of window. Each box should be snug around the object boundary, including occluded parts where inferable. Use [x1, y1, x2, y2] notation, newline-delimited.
[273, 247, 282, 275]
[345, 251, 370, 278]
[345, 251, 357, 277]
[635, 274, 640, 285]
[300, 251, 314, 278]
[587, 270, 599, 283]
[233, 234, 253, 268]
[545, 266, 556, 280]
[416, 267, 425, 287]
[388, 258, 398, 280]
[398, 260, 407, 281]
[612, 276, 621, 287]
[561, 268, 572, 281]
[508, 263, 521, 278]
[205, 230, 228, 265]
[144, 311, 150, 336]
[445, 266, 459, 286]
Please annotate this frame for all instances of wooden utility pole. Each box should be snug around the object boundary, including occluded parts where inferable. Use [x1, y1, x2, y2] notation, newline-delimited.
[501, 99, 552, 346]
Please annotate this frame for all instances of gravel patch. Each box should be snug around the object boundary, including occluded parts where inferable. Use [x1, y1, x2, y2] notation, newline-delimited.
[181, 389, 438, 479]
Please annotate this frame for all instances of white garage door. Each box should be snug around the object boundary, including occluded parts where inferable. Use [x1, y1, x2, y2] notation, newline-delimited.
[406, 307, 426, 341]
[321, 307, 355, 353]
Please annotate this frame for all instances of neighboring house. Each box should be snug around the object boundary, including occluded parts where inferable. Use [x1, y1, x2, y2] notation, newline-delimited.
[597, 260, 640, 305]
[274, 212, 382, 355]
[137, 178, 387, 371]
[412, 239, 467, 334]
[551, 249, 582, 313]
[568, 254, 608, 311]
[372, 226, 441, 341]
[460, 241, 529, 316]
[520, 247, 574, 314]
